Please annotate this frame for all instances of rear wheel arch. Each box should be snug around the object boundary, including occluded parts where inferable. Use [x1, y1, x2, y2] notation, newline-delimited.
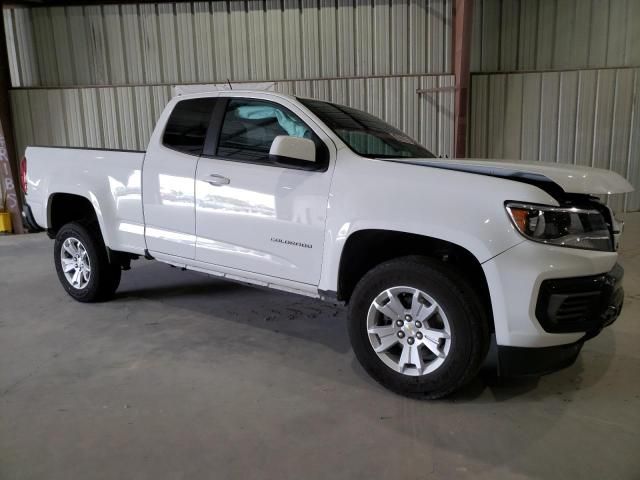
[48, 193, 103, 237]
[336, 229, 494, 330]
[48, 193, 133, 286]
[47, 192, 116, 257]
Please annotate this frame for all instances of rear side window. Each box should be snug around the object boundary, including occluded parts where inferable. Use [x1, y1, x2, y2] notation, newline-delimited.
[162, 98, 217, 155]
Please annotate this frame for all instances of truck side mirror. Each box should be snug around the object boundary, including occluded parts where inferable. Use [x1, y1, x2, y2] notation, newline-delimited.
[269, 136, 316, 164]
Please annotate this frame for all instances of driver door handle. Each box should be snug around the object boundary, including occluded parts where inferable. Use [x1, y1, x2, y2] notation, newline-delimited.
[207, 174, 230, 186]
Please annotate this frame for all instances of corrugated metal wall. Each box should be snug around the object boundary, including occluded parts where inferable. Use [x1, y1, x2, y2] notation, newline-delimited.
[4, 0, 454, 175]
[469, 68, 640, 211]
[471, 0, 640, 72]
[468, 0, 640, 211]
[3, 0, 452, 88]
[10, 75, 455, 158]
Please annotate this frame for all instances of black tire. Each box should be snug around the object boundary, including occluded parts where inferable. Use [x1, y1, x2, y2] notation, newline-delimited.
[54, 221, 121, 303]
[348, 256, 490, 399]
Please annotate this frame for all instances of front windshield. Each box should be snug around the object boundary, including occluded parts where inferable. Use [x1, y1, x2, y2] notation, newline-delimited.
[298, 98, 435, 159]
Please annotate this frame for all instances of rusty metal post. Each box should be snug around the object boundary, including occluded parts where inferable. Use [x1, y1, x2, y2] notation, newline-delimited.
[0, 6, 23, 233]
[453, 0, 474, 159]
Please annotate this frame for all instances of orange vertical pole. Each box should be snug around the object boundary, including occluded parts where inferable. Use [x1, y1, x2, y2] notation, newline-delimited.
[453, 0, 474, 159]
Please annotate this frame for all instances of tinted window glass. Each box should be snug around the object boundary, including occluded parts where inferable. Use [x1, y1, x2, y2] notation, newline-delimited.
[298, 98, 434, 159]
[217, 98, 326, 165]
[162, 98, 217, 155]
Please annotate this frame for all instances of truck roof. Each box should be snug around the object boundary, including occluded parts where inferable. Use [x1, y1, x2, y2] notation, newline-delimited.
[175, 90, 299, 102]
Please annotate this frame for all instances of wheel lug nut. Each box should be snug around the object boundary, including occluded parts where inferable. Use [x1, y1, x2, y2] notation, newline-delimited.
[415, 321, 422, 329]
[396, 320, 404, 327]
[397, 331, 405, 339]
[407, 337, 415, 345]
[404, 314, 412, 321]
[416, 332, 423, 340]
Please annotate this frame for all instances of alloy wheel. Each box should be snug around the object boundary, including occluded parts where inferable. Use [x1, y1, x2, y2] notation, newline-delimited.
[60, 237, 92, 290]
[366, 286, 452, 376]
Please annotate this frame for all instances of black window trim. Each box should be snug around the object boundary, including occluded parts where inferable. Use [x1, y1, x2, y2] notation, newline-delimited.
[200, 96, 331, 173]
[202, 97, 228, 157]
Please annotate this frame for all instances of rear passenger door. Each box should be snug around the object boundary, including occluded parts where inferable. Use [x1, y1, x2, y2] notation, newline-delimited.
[142, 97, 217, 259]
[194, 95, 335, 285]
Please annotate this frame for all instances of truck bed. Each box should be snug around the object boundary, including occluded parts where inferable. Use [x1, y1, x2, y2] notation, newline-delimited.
[24, 146, 147, 255]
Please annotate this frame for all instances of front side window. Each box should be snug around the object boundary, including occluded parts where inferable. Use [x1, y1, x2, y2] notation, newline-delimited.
[162, 98, 217, 155]
[298, 98, 434, 159]
[217, 98, 326, 165]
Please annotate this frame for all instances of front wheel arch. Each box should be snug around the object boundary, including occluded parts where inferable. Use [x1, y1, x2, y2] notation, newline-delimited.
[336, 229, 494, 332]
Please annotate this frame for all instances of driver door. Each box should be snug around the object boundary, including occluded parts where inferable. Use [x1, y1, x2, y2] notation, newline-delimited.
[194, 95, 335, 285]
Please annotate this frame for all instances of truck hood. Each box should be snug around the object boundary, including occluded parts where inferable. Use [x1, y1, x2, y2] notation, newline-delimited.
[392, 158, 634, 195]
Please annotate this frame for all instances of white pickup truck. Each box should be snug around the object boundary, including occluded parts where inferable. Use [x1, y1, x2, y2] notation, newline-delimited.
[21, 90, 633, 398]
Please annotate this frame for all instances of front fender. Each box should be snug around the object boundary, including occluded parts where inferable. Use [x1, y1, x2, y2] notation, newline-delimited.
[318, 153, 558, 293]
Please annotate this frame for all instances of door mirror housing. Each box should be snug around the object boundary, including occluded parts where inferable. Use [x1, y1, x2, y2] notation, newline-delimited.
[269, 136, 316, 164]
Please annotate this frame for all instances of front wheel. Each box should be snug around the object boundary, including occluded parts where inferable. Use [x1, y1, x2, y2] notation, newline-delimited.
[54, 222, 121, 303]
[348, 257, 490, 399]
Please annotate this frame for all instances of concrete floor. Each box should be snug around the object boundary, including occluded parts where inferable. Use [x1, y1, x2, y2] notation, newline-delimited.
[1, 215, 639, 480]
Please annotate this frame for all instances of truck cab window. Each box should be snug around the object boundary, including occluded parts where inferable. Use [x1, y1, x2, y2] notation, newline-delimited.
[216, 98, 327, 166]
[162, 98, 217, 156]
[298, 98, 435, 159]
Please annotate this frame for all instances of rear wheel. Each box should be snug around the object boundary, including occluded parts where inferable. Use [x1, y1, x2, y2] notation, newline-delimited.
[54, 222, 121, 302]
[348, 256, 489, 399]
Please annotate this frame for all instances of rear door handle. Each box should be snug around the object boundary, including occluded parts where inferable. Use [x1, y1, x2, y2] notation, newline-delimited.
[207, 174, 230, 186]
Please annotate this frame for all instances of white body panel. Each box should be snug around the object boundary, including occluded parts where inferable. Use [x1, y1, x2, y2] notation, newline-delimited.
[194, 92, 336, 285]
[142, 95, 203, 259]
[23, 90, 633, 352]
[195, 158, 333, 284]
[482, 241, 618, 347]
[24, 146, 146, 255]
[317, 151, 558, 293]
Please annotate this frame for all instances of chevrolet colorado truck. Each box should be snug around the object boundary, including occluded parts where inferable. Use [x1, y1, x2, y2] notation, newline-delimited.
[21, 90, 633, 398]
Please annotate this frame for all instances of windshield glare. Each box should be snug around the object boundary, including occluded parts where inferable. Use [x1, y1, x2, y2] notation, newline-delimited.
[298, 98, 435, 159]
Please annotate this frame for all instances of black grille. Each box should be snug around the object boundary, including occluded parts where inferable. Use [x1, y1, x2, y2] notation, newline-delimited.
[535, 265, 624, 334]
[548, 292, 600, 326]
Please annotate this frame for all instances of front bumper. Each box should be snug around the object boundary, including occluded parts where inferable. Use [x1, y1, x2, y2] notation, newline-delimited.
[497, 341, 584, 377]
[482, 239, 621, 348]
[493, 263, 624, 377]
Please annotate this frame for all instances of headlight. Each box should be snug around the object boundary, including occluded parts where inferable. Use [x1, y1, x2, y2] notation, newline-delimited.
[505, 202, 613, 251]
